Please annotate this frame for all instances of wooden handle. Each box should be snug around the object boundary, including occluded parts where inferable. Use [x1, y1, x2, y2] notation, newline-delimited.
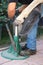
[15, 0, 43, 24]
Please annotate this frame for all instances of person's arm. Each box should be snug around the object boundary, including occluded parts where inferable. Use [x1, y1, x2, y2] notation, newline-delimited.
[8, 2, 16, 19]
[17, 4, 28, 12]
[15, 4, 28, 16]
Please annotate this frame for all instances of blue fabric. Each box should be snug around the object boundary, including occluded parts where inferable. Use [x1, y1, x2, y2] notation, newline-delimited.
[26, 18, 39, 50]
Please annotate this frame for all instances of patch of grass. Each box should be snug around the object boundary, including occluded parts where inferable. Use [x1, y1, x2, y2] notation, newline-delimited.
[37, 27, 43, 37]
[0, 36, 10, 45]
[0, 25, 12, 45]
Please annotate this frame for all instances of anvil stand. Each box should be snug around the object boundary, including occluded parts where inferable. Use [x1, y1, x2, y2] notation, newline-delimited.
[1, 19, 28, 60]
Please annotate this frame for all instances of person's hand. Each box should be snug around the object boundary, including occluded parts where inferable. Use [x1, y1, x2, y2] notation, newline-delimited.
[13, 19, 22, 25]
[14, 9, 24, 25]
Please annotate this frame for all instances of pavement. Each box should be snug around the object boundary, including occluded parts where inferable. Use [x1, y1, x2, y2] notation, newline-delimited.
[0, 37, 43, 65]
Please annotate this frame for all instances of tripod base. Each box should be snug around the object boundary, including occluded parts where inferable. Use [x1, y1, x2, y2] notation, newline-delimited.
[1, 46, 28, 60]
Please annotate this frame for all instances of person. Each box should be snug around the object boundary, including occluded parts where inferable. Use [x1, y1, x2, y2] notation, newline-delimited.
[8, 0, 41, 56]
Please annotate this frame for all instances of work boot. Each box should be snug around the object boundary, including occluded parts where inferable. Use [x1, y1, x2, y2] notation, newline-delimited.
[20, 44, 36, 56]
[21, 44, 27, 50]
[20, 49, 36, 56]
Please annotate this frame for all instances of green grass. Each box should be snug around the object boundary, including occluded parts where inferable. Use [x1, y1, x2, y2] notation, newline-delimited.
[0, 36, 10, 45]
[37, 27, 43, 37]
[0, 25, 12, 45]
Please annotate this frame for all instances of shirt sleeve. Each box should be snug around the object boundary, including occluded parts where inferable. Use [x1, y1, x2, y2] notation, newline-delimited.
[9, 0, 18, 3]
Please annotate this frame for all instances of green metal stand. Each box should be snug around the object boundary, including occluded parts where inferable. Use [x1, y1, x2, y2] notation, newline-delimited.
[1, 25, 28, 60]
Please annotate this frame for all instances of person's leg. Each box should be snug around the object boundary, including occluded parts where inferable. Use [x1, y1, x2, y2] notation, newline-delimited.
[20, 9, 40, 56]
[20, 18, 39, 56]
[22, 10, 40, 51]
[26, 20, 39, 51]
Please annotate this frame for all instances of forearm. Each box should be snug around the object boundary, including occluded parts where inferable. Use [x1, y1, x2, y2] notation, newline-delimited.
[8, 2, 16, 19]
[17, 4, 28, 12]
